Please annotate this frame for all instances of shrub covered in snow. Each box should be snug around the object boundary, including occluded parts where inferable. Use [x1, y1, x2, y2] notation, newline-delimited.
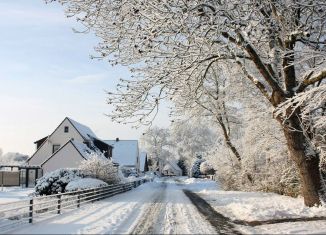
[191, 158, 205, 178]
[65, 178, 108, 192]
[35, 168, 83, 195]
[121, 167, 139, 178]
[79, 154, 121, 184]
[200, 161, 215, 175]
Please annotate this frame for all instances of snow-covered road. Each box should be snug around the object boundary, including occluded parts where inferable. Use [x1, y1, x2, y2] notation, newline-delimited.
[10, 178, 217, 234]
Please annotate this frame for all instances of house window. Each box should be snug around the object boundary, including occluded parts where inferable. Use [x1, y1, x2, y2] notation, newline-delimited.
[53, 144, 61, 153]
[64, 126, 69, 133]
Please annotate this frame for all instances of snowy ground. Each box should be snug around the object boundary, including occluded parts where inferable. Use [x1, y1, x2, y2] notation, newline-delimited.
[185, 178, 326, 234]
[9, 178, 216, 234]
[0, 187, 34, 204]
[6, 177, 326, 234]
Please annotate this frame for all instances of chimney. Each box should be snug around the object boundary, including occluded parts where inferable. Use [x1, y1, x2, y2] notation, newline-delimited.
[116, 137, 119, 142]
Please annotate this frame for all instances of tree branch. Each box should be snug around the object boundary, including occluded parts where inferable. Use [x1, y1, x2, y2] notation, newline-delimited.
[222, 31, 285, 99]
[297, 70, 326, 92]
[236, 60, 272, 104]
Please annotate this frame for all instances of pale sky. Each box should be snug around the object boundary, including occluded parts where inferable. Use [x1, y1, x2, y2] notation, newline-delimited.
[0, 0, 169, 155]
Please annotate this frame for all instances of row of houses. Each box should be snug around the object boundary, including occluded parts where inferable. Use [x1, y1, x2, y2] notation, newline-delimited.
[27, 117, 149, 175]
[1, 117, 182, 187]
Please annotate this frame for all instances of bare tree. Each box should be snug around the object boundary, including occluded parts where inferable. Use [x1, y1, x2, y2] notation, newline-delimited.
[52, 0, 326, 206]
[140, 126, 172, 171]
[172, 63, 242, 162]
[170, 120, 218, 173]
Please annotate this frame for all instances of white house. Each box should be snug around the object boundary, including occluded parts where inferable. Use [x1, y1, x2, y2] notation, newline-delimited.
[162, 160, 182, 176]
[104, 139, 140, 173]
[28, 117, 113, 174]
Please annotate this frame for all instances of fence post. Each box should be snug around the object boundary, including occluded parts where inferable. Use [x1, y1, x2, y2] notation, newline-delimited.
[77, 194, 80, 208]
[29, 199, 33, 223]
[57, 195, 61, 214]
[92, 188, 96, 202]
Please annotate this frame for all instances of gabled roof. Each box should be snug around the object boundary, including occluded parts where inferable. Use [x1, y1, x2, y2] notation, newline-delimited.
[163, 160, 182, 173]
[32, 117, 96, 144]
[41, 139, 108, 167]
[104, 140, 139, 166]
[67, 117, 97, 140]
[28, 117, 100, 163]
[40, 139, 85, 167]
[70, 140, 108, 161]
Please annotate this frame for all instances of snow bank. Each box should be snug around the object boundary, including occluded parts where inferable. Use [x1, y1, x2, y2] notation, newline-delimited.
[179, 177, 326, 223]
[202, 190, 326, 222]
[183, 177, 221, 192]
[65, 178, 108, 192]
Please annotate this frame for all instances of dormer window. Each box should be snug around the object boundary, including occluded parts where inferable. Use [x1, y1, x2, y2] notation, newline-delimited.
[64, 126, 69, 133]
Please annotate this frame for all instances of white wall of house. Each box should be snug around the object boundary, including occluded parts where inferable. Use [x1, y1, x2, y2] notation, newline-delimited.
[29, 119, 84, 166]
[104, 140, 140, 172]
[42, 142, 84, 173]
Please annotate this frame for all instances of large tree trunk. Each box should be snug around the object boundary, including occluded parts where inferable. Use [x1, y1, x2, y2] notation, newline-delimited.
[281, 115, 321, 207]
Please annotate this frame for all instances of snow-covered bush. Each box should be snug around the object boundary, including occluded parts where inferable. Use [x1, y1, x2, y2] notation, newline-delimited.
[200, 161, 215, 175]
[190, 157, 205, 178]
[65, 178, 108, 192]
[35, 168, 83, 195]
[79, 154, 121, 184]
[120, 167, 139, 178]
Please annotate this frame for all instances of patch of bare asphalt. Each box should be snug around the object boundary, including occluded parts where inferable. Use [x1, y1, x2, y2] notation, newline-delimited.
[183, 189, 242, 235]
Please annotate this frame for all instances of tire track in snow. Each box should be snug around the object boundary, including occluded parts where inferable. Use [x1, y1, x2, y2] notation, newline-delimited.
[162, 181, 217, 234]
[131, 178, 217, 234]
[103, 182, 163, 234]
[130, 182, 167, 234]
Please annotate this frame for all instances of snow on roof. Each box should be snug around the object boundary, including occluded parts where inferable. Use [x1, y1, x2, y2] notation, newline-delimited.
[163, 164, 174, 171]
[164, 160, 182, 173]
[67, 117, 97, 140]
[139, 152, 147, 171]
[104, 140, 139, 166]
[71, 140, 107, 161]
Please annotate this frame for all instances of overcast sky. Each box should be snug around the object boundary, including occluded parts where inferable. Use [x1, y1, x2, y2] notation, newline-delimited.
[0, 0, 169, 155]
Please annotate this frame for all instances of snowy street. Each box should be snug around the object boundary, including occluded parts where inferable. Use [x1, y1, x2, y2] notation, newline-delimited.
[7, 177, 326, 234]
[10, 178, 217, 234]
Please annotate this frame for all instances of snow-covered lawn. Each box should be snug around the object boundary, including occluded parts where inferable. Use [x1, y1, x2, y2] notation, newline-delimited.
[0, 187, 34, 204]
[183, 177, 326, 234]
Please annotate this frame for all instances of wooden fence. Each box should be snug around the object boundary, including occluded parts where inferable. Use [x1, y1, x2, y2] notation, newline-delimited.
[0, 178, 152, 233]
[0, 171, 20, 187]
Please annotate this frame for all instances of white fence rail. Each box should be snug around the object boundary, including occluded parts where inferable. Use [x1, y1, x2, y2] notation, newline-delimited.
[0, 178, 151, 233]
